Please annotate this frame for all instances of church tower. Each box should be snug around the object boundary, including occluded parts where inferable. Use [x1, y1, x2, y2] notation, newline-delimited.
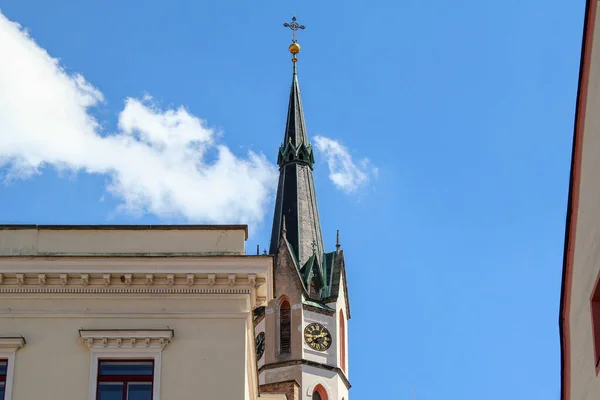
[254, 16, 351, 400]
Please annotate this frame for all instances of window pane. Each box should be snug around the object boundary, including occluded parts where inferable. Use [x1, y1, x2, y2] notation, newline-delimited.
[99, 361, 153, 376]
[98, 382, 123, 400]
[0, 361, 6, 375]
[127, 382, 152, 400]
[0, 382, 5, 400]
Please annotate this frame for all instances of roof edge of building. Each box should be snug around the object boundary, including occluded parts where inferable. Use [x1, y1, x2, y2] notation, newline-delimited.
[0, 224, 249, 239]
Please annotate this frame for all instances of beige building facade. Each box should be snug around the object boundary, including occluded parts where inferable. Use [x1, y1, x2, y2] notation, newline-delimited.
[0, 225, 286, 400]
[560, 0, 600, 399]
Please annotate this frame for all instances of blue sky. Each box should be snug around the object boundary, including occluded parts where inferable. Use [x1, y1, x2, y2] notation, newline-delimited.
[0, 0, 584, 398]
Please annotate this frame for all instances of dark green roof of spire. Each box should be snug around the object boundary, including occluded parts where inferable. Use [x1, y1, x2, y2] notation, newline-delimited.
[277, 66, 315, 168]
[285, 66, 308, 147]
[270, 63, 325, 272]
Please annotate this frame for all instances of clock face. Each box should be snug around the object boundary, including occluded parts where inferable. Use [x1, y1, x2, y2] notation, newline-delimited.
[304, 323, 332, 351]
[255, 332, 265, 361]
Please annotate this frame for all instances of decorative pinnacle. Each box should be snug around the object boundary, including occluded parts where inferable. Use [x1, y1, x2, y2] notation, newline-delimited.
[336, 230, 341, 253]
[283, 15, 305, 63]
[311, 239, 317, 254]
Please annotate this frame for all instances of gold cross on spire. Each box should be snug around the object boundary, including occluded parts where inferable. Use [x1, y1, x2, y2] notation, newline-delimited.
[283, 15, 305, 63]
[283, 15, 305, 44]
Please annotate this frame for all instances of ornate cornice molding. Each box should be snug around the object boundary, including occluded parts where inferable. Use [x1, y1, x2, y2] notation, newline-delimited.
[0, 272, 268, 307]
[0, 256, 274, 305]
[0, 310, 249, 319]
[0, 287, 252, 294]
[0, 272, 264, 289]
[80, 329, 173, 350]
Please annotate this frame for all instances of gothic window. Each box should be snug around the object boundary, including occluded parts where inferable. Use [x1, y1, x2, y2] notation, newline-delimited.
[340, 309, 346, 372]
[280, 300, 291, 354]
[312, 385, 328, 400]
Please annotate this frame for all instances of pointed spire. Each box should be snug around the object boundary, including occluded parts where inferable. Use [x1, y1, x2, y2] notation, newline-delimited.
[282, 64, 309, 149]
[336, 230, 341, 254]
[269, 16, 324, 267]
[277, 15, 313, 168]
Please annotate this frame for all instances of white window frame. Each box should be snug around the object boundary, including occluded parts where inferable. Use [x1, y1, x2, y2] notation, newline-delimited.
[80, 330, 173, 400]
[0, 337, 25, 400]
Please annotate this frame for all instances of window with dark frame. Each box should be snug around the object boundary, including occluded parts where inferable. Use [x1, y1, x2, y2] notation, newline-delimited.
[96, 360, 153, 400]
[280, 300, 291, 354]
[0, 359, 7, 400]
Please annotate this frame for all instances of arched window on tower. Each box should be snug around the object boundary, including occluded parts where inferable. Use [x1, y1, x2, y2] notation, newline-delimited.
[312, 385, 328, 400]
[280, 299, 291, 354]
[340, 309, 346, 373]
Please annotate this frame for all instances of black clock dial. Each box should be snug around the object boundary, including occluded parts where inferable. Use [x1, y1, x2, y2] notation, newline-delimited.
[255, 332, 265, 361]
[303, 323, 332, 351]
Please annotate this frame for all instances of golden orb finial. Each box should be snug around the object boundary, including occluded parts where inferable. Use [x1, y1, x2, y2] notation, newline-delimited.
[289, 42, 301, 55]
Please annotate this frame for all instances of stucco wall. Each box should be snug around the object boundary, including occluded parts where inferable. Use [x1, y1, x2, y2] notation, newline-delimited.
[569, 4, 600, 399]
[329, 272, 349, 378]
[0, 226, 247, 255]
[1, 296, 249, 400]
[302, 366, 344, 400]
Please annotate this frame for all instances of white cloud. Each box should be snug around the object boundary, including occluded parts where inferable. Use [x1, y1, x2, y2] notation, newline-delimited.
[0, 11, 278, 226]
[313, 136, 377, 194]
